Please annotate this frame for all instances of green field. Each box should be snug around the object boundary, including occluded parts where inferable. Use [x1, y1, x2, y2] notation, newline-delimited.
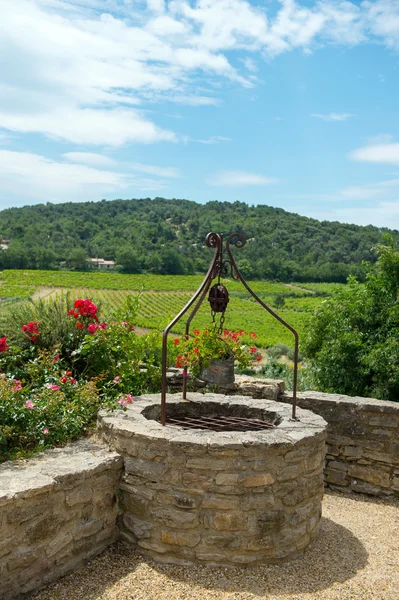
[0, 269, 341, 349]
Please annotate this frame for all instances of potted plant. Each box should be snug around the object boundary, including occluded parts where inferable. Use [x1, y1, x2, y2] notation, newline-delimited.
[174, 328, 261, 385]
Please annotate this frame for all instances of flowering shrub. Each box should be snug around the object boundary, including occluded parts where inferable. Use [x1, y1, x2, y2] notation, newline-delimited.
[22, 321, 40, 342]
[174, 328, 261, 377]
[0, 337, 8, 352]
[0, 351, 116, 462]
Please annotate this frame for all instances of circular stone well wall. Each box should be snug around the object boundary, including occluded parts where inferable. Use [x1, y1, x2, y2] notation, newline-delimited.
[98, 393, 327, 566]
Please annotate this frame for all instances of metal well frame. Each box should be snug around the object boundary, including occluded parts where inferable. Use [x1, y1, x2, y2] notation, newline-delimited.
[161, 232, 299, 425]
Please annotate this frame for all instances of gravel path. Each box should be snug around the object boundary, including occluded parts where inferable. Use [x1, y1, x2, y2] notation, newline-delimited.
[31, 491, 399, 600]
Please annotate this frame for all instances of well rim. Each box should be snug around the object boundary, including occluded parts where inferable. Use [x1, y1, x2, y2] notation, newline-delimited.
[99, 393, 327, 448]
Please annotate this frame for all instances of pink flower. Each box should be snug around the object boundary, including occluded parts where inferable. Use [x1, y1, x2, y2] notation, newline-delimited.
[25, 400, 35, 409]
[13, 383, 22, 391]
[53, 355, 60, 363]
[70, 378, 77, 385]
[113, 376, 121, 383]
[87, 323, 98, 334]
[119, 394, 133, 407]
[46, 384, 60, 390]
[99, 323, 107, 329]
[0, 337, 9, 353]
[43, 428, 49, 434]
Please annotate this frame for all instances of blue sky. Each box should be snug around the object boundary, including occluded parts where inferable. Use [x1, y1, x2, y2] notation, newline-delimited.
[1, 0, 399, 228]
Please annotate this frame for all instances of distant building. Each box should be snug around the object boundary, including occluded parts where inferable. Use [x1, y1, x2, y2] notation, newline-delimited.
[88, 258, 116, 270]
[0, 239, 8, 250]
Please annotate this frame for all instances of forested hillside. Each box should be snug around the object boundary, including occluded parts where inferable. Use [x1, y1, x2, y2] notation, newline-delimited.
[1, 198, 398, 282]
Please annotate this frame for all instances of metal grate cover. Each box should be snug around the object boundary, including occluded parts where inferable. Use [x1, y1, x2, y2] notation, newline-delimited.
[165, 415, 276, 432]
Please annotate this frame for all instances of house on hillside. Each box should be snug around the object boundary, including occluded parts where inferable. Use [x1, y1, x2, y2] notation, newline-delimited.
[1, 239, 9, 250]
[87, 258, 115, 270]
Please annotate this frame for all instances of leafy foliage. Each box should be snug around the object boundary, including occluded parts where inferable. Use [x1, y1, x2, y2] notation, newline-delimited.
[1, 197, 398, 282]
[304, 237, 399, 401]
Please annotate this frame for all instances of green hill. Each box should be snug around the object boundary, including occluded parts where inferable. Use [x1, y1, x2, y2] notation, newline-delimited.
[1, 197, 398, 282]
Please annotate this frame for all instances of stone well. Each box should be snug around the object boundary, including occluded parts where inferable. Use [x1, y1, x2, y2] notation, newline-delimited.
[98, 393, 327, 566]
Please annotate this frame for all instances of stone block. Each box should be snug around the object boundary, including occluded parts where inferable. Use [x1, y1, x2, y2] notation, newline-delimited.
[277, 463, 305, 482]
[124, 457, 165, 480]
[181, 471, 214, 489]
[123, 513, 151, 539]
[348, 464, 391, 488]
[240, 495, 275, 511]
[215, 473, 239, 486]
[201, 496, 239, 510]
[325, 469, 349, 486]
[45, 532, 73, 558]
[327, 460, 347, 472]
[368, 415, 398, 428]
[161, 530, 201, 548]
[240, 473, 274, 487]
[151, 506, 200, 529]
[65, 487, 93, 506]
[73, 519, 103, 540]
[186, 458, 230, 471]
[212, 512, 249, 531]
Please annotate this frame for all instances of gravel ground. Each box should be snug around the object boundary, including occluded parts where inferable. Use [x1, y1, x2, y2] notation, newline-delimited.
[31, 491, 399, 600]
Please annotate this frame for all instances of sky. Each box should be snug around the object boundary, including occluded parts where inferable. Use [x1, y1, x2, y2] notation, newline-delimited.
[1, 0, 399, 229]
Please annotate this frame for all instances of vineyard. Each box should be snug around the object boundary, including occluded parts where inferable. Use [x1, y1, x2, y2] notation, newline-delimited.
[0, 269, 343, 349]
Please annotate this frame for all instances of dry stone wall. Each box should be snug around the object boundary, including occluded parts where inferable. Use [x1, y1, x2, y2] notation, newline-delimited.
[0, 439, 122, 600]
[280, 391, 399, 497]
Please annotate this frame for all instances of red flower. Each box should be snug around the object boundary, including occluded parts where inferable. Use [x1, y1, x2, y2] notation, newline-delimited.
[76, 322, 84, 329]
[193, 329, 200, 336]
[99, 323, 107, 329]
[0, 337, 9, 353]
[250, 346, 257, 353]
[176, 355, 186, 368]
[250, 332, 257, 340]
[173, 338, 179, 345]
[256, 355, 262, 362]
[87, 323, 98, 334]
[193, 347, 199, 354]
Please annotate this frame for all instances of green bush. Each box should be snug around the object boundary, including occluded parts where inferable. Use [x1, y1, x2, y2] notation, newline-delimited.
[0, 350, 111, 462]
[304, 237, 399, 401]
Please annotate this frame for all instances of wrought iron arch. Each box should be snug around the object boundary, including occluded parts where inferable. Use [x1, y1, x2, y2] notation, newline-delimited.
[161, 232, 299, 424]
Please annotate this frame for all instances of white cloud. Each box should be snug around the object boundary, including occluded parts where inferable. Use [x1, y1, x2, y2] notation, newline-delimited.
[311, 202, 399, 229]
[1, 0, 399, 151]
[0, 150, 169, 206]
[338, 178, 399, 200]
[208, 170, 278, 187]
[311, 113, 354, 122]
[349, 142, 399, 165]
[197, 136, 232, 145]
[129, 162, 181, 178]
[63, 152, 117, 167]
[0, 107, 176, 146]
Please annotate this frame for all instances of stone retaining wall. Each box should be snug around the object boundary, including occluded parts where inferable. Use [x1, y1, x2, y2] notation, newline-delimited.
[0, 439, 123, 600]
[280, 391, 399, 497]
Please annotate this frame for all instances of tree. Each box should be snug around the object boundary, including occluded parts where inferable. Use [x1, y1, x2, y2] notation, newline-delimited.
[116, 246, 141, 273]
[304, 237, 399, 401]
[66, 248, 88, 271]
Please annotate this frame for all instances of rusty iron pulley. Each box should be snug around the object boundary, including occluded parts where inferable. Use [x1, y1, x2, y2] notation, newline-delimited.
[208, 283, 229, 313]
